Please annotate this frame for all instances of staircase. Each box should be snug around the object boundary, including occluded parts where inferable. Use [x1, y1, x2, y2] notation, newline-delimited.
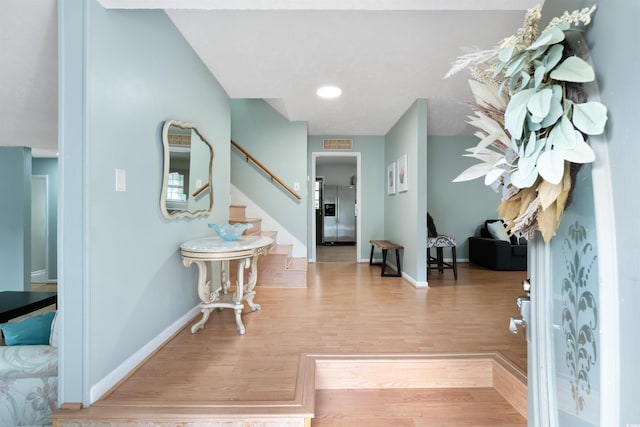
[229, 204, 307, 288]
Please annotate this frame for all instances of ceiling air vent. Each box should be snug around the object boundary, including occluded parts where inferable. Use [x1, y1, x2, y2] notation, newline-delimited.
[323, 139, 353, 151]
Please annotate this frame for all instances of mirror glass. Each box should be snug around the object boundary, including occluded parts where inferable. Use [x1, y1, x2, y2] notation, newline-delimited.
[160, 120, 214, 219]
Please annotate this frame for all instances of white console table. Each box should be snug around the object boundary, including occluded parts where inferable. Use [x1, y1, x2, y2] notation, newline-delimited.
[180, 235, 273, 334]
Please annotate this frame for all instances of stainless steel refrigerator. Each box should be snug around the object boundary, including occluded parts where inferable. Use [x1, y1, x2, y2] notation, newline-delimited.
[322, 185, 356, 244]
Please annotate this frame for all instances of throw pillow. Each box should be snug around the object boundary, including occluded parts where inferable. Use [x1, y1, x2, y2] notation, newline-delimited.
[0, 311, 56, 346]
[486, 220, 511, 242]
[49, 311, 59, 347]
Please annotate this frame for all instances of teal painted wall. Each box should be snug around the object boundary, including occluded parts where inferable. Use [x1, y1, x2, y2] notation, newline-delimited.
[0, 147, 31, 291]
[427, 136, 502, 259]
[59, 0, 230, 404]
[231, 99, 308, 243]
[308, 135, 386, 261]
[541, 1, 639, 423]
[384, 99, 428, 283]
[32, 158, 58, 280]
[316, 163, 356, 186]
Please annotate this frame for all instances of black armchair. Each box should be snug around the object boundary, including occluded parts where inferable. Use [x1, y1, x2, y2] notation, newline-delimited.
[468, 220, 527, 271]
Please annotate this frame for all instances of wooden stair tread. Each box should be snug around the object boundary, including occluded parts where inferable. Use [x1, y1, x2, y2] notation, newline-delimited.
[269, 244, 292, 255]
[227, 204, 306, 288]
[261, 230, 278, 239]
[287, 257, 308, 271]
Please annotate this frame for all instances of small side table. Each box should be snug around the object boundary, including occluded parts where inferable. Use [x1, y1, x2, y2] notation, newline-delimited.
[180, 235, 273, 335]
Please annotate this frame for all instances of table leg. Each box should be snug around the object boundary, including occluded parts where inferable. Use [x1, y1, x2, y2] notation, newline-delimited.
[183, 258, 220, 333]
[220, 260, 230, 295]
[245, 254, 262, 312]
[233, 258, 250, 335]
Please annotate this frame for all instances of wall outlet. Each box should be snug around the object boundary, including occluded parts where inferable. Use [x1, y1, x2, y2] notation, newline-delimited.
[115, 169, 126, 192]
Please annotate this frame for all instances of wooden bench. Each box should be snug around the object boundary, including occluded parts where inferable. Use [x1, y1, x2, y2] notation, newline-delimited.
[369, 240, 403, 277]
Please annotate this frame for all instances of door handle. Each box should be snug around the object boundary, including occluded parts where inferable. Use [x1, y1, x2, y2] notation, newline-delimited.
[510, 317, 525, 334]
[510, 289, 531, 340]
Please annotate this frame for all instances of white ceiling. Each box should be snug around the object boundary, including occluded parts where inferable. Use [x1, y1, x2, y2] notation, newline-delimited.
[1, 0, 542, 156]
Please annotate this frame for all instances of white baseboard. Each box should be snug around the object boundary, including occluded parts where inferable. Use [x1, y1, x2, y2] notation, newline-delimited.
[89, 305, 200, 403]
[31, 269, 47, 282]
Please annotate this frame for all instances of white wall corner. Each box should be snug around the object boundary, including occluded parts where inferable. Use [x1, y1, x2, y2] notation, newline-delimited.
[230, 184, 307, 257]
[403, 272, 428, 288]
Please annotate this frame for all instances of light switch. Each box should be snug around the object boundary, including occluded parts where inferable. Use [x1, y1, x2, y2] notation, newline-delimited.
[293, 182, 300, 191]
[195, 179, 203, 188]
[115, 169, 126, 192]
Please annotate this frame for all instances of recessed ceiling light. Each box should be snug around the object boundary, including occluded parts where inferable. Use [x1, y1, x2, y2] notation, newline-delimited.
[317, 86, 342, 99]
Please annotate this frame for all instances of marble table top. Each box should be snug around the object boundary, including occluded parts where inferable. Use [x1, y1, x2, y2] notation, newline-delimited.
[180, 235, 273, 253]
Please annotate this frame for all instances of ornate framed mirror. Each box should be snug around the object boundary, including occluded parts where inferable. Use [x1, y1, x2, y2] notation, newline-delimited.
[160, 120, 214, 219]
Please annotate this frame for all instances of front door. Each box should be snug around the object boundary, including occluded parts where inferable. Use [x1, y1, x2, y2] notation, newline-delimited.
[527, 131, 618, 425]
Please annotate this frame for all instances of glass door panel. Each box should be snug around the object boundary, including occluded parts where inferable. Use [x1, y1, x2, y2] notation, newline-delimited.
[549, 163, 600, 426]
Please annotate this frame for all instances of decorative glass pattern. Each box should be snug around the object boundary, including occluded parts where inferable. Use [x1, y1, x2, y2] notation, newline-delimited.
[551, 163, 600, 426]
[562, 221, 598, 415]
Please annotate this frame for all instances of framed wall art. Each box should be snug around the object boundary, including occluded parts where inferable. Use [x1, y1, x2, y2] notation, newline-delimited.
[387, 162, 396, 195]
[397, 154, 408, 192]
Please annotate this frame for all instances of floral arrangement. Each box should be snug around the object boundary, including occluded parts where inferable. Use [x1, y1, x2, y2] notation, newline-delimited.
[446, 5, 607, 242]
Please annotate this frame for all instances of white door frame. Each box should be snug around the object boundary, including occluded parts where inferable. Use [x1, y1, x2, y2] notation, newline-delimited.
[310, 152, 362, 263]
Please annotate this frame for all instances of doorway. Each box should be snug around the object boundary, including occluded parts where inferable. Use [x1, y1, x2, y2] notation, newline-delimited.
[311, 152, 361, 263]
[31, 175, 49, 284]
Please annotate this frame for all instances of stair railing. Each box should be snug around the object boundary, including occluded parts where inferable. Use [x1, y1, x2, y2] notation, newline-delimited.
[231, 140, 302, 201]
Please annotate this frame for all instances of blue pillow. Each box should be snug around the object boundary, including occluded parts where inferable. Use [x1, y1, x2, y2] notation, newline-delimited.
[0, 311, 56, 346]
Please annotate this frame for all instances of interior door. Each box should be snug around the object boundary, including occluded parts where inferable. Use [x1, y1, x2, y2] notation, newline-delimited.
[528, 158, 614, 426]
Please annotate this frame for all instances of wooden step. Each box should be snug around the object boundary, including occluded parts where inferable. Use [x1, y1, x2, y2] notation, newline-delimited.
[51, 353, 525, 426]
[259, 254, 308, 288]
[229, 204, 247, 220]
[229, 217, 262, 235]
[261, 230, 278, 241]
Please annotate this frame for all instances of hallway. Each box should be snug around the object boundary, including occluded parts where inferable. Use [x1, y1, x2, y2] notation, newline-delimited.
[54, 262, 527, 425]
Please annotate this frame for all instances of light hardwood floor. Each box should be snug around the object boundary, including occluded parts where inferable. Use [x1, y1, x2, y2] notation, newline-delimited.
[315, 244, 357, 262]
[55, 262, 528, 425]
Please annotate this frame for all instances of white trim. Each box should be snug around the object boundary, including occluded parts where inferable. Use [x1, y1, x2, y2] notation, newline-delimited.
[89, 305, 201, 403]
[31, 270, 48, 282]
[529, 236, 557, 426]
[310, 152, 362, 263]
[590, 133, 620, 426]
[230, 185, 307, 257]
[404, 273, 428, 288]
[578, 31, 620, 425]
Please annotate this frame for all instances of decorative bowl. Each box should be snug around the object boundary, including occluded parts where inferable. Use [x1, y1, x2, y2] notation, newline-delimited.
[208, 222, 253, 241]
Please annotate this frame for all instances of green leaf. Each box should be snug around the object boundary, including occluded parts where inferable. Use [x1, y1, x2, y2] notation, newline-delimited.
[527, 27, 565, 51]
[511, 156, 539, 188]
[537, 150, 565, 184]
[540, 85, 564, 128]
[543, 44, 564, 72]
[555, 132, 596, 164]
[519, 71, 532, 91]
[550, 56, 595, 82]
[534, 65, 545, 89]
[527, 88, 553, 119]
[498, 43, 516, 63]
[505, 89, 536, 140]
[505, 53, 527, 77]
[572, 102, 608, 135]
[524, 132, 545, 158]
[549, 117, 577, 149]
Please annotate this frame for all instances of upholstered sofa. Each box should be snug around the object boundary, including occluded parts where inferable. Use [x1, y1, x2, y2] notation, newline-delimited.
[468, 220, 527, 271]
[0, 311, 58, 426]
